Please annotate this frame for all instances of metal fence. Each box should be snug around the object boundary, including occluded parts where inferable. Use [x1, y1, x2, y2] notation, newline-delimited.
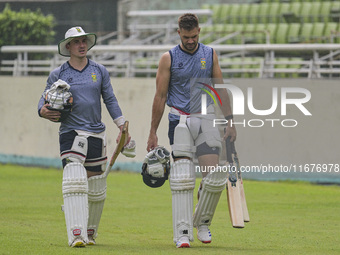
[1, 44, 340, 78]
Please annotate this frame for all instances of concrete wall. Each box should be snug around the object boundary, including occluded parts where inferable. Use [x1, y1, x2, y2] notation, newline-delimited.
[1, 77, 339, 182]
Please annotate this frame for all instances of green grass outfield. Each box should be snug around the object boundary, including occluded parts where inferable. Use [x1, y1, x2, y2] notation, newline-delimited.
[0, 165, 339, 255]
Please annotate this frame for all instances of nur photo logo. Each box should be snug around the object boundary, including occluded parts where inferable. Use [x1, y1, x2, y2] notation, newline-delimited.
[200, 83, 312, 128]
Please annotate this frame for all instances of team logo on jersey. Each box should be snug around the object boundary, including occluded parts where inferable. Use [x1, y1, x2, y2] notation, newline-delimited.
[91, 73, 97, 82]
[200, 58, 206, 69]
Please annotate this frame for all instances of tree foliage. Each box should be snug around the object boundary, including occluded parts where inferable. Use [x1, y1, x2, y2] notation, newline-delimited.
[0, 4, 55, 46]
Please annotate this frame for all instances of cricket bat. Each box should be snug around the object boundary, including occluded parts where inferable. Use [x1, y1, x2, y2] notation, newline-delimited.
[103, 120, 129, 178]
[231, 141, 250, 222]
[226, 137, 244, 228]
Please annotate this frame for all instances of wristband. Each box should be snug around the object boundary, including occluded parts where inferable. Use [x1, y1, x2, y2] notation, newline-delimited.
[113, 116, 125, 128]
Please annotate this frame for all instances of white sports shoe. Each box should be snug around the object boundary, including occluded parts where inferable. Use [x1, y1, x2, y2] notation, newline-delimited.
[87, 236, 96, 245]
[176, 236, 190, 248]
[197, 225, 212, 244]
[70, 237, 86, 248]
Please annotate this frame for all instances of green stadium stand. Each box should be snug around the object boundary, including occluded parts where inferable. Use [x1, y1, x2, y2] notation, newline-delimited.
[200, 25, 214, 45]
[268, 2, 281, 23]
[239, 3, 251, 24]
[311, 22, 326, 42]
[248, 4, 261, 24]
[299, 2, 313, 23]
[288, 58, 303, 78]
[308, 1, 322, 22]
[223, 56, 262, 78]
[200, 1, 340, 45]
[278, 3, 292, 23]
[257, 3, 270, 24]
[330, 1, 340, 22]
[230, 57, 242, 78]
[275, 23, 289, 43]
[217, 4, 229, 23]
[283, 2, 302, 23]
[228, 4, 242, 24]
[323, 22, 339, 43]
[320, 1, 332, 22]
[254, 23, 268, 43]
[212, 24, 228, 42]
[287, 23, 301, 43]
[273, 58, 288, 78]
[242, 57, 256, 78]
[299, 23, 314, 42]
[220, 24, 236, 45]
[265, 23, 278, 43]
[211, 4, 223, 23]
[243, 23, 257, 43]
[233, 23, 245, 44]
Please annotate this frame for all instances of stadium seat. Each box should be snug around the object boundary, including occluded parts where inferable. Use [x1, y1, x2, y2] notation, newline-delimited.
[279, 3, 292, 23]
[299, 23, 314, 42]
[265, 23, 278, 44]
[311, 22, 326, 43]
[228, 4, 242, 24]
[288, 58, 304, 78]
[218, 4, 230, 24]
[308, 1, 321, 22]
[282, 2, 301, 23]
[273, 58, 288, 78]
[268, 2, 281, 23]
[242, 57, 256, 78]
[299, 2, 313, 23]
[320, 1, 332, 22]
[287, 23, 301, 43]
[212, 24, 228, 43]
[257, 3, 270, 24]
[200, 25, 214, 45]
[220, 24, 236, 44]
[254, 23, 268, 44]
[242, 23, 257, 44]
[232, 24, 245, 44]
[330, 1, 340, 22]
[323, 22, 339, 43]
[248, 4, 261, 24]
[199, 2, 336, 45]
[211, 4, 223, 23]
[239, 4, 251, 24]
[289, 2, 302, 16]
[230, 57, 245, 77]
[275, 23, 289, 43]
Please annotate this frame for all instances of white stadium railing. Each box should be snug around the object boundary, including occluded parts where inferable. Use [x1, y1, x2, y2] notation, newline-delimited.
[1, 44, 340, 78]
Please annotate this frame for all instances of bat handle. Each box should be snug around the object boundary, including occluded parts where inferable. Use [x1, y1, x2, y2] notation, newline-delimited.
[225, 136, 233, 163]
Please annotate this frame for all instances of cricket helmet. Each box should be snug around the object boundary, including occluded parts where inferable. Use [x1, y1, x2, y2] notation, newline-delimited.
[44, 79, 73, 122]
[141, 146, 171, 188]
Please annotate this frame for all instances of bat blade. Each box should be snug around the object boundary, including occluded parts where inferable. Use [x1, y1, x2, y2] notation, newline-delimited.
[226, 170, 245, 228]
[232, 144, 250, 222]
[103, 121, 129, 177]
[225, 137, 244, 228]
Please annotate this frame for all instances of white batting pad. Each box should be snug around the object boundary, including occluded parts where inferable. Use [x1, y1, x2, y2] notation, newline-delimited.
[193, 170, 228, 228]
[87, 173, 107, 239]
[171, 115, 196, 158]
[169, 159, 196, 243]
[62, 162, 89, 246]
[195, 115, 222, 150]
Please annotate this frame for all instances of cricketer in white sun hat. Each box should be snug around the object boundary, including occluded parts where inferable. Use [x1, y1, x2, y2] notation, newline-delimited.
[58, 26, 97, 57]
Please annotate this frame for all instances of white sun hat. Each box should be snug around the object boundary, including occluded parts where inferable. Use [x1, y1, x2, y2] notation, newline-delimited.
[58, 26, 97, 57]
